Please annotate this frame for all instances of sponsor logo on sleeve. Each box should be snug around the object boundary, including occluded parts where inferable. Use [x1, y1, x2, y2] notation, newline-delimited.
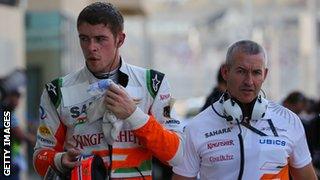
[37, 135, 55, 145]
[38, 125, 52, 137]
[152, 74, 160, 92]
[39, 106, 47, 120]
[46, 83, 57, 96]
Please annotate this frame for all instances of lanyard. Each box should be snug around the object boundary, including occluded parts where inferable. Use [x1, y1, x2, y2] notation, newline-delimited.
[240, 119, 278, 137]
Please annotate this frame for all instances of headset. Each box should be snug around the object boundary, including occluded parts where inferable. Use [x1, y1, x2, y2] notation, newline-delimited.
[219, 92, 268, 125]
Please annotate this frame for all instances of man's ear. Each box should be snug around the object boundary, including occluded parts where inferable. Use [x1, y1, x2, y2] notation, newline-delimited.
[220, 64, 229, 81]
[117, 32, 126, 48]
[263, 68, 268, 81]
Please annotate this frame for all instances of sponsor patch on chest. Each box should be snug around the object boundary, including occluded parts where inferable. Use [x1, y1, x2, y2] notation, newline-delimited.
[207, 139, 234, 149]
[205, 127, 232, 138]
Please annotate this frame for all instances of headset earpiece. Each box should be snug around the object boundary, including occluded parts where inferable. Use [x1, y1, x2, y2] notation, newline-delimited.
[251, 95, 268, 120]
[221, 92, 268, 124]
[223, 97, 243, 124]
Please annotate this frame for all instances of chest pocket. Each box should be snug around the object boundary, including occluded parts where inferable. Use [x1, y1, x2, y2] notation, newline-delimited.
[257, 136, 289, 171]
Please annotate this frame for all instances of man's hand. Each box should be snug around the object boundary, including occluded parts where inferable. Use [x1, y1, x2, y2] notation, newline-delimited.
[61, 148, 81, 169]
[104, 83, 136, 119]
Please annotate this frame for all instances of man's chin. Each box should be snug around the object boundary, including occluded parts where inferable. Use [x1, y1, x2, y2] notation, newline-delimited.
[239, 95, 256, 104]
[87, 65, 102, 74]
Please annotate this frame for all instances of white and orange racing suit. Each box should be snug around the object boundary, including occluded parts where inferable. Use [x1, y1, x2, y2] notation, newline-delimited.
[33, 60, 183, 179]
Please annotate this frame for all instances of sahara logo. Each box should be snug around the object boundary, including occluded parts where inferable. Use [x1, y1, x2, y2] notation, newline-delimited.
[205, 127, 232, 138]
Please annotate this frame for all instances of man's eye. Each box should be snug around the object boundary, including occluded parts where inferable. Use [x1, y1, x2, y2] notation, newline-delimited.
[253, 71, 262, 75]
[79, 37, 89, 42]
[237, 69, 245, 74]
[96, 37, 107, 43]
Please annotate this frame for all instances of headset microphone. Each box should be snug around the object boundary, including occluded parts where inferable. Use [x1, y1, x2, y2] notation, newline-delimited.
[226, 116, 233, 122]
[211, 103, 234, 123]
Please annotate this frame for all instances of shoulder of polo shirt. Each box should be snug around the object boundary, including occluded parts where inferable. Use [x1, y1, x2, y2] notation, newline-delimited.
[146, 69, 165, 99]
[45, 77, 63, 109]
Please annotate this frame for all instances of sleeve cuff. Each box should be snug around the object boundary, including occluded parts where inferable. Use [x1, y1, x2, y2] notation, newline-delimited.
[125, 107, 149, 130]
[290, 156, 312, 169]
[54, 152, 67, 173]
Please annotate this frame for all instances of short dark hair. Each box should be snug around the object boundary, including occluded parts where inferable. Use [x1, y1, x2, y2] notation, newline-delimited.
[283, 91, 307, 104]
[77, 2, 124, 37]
[226, 40, 267, 66]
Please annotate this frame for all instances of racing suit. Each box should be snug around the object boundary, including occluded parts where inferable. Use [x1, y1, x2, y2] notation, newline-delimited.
[173, 100, 311, 180]
[33, 60, 183, 179]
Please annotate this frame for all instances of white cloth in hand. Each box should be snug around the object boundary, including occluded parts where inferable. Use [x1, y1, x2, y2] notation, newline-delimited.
[102, 111, 123, 145]
[86, 96, 123, 145]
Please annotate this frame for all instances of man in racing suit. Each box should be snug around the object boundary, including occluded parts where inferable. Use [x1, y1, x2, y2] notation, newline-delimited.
[172, 40, 317, 180]
[33, 2, 183, 179]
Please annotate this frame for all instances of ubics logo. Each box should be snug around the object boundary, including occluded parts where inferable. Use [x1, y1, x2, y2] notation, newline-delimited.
[259, 139, 286, 146]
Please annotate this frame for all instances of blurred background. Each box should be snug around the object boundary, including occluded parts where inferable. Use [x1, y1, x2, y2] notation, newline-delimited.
[0, 0, 319, 179]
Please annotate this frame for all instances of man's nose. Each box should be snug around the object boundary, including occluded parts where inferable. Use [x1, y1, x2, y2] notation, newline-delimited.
[244, 73, 254, 86]
[88, 39, 98, 52]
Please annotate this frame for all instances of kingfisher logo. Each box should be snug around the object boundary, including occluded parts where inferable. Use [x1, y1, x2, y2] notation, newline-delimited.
[259, 139, 286, 146]
[207, 140, 234, 149]
[115, 130, 141, 145]
[73, 133, 104, 149]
